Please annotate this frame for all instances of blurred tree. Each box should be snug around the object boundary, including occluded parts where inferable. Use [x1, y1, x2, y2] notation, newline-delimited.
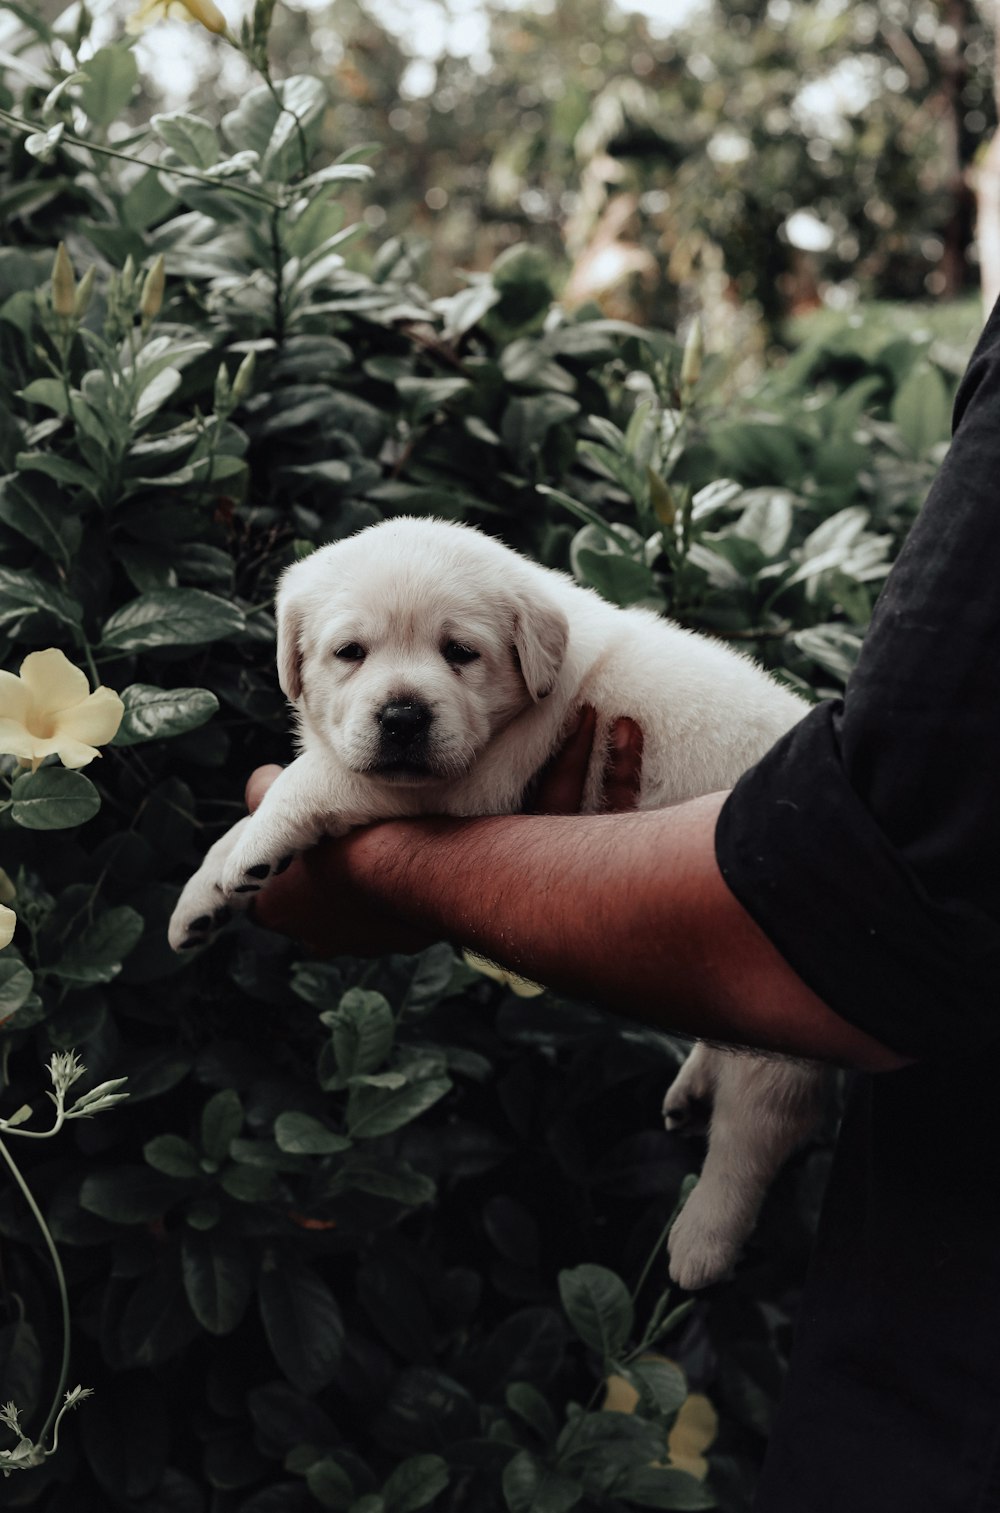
[11, 0, 999, 331]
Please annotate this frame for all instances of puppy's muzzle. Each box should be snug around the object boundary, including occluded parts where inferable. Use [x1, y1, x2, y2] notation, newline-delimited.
[376, 699, 433, 749]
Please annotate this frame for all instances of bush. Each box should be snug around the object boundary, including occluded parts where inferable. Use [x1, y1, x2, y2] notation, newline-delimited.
[0, 9, 959, 1511]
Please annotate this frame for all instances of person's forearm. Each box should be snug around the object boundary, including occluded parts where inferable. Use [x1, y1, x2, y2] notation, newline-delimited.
[341, 792, 909, 1071]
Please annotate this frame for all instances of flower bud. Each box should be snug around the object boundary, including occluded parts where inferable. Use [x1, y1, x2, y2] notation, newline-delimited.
[121, 255, 136, 300]
[188, 0, 228, 33]
[231, 348, 256, 403]
[680, 316, 703, 394]
[72, 264, 96, 320]
[140, 254, 166, 322]
[51, 242, 76, 319]
[213, 362, 231, 414]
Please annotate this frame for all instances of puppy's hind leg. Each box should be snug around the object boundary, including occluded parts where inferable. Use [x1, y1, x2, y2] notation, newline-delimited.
[667, 1056, 825, 1290]
[662, 1042, 718, 1136]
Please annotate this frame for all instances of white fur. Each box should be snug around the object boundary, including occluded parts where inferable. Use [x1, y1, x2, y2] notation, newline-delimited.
[168, 517, 827, 1288]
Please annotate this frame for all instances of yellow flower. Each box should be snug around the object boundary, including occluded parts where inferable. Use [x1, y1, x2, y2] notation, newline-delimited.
[0, 904, 14, 951]
[603, 1359, 718, 1482]
[0, 650, 124, 771]
[126, 0, 227, 35]
[667, 1392, 718, 1480]
[463, 949, 545, 998]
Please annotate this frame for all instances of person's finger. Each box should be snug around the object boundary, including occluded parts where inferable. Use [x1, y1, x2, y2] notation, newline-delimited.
[600, 718, 644, 813]
[245, 764, 283, 814]
[527, 705, 597, 814]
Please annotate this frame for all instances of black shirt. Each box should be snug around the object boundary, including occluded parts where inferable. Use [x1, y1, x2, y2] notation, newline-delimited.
[714, 304, 1000, 1510]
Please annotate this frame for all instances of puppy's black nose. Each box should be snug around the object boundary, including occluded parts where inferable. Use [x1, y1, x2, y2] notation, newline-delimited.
[377, 700, 432, 744]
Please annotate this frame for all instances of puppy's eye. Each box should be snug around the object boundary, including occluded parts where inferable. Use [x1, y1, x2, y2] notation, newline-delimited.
[335, 643, 366, 661]
[443, 641, 480, 666]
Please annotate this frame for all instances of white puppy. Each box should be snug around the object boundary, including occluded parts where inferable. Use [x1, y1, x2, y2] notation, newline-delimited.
[168, 516, 826, 1288]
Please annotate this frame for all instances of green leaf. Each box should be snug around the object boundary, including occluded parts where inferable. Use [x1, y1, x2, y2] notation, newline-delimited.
[0, 474, 82, 563]
[152, 111, 220, 168]
[258, 1260, 344, 1392]
[201, 1089, 244, 1160]
[557, 1264, 633, 1359]
[10, 768, 101, 830]
[50, 906, 145, 984]
[891, 364, 952, 456]
[18, 378, 71, 414]
[144, 1134, 202, 1179]
[306, 1458, 355, 1511]
[628, 1358, 688, 1418]
[505, 1383, 558, 1443]
[382, 1455, 449, 1513]
[396, 376, 470, 421]
[574, 548, 658, 608]
[111, 684, 219, 746]
[100, 589, 245, 652]
[181, 1230, 253, 1335]
[501, 395, 580, 460]
[274, 1111, 351, 1155]
[15, 449, 100, 495]
[502, 1451, 581, 1513]
[346, 1064, 451, 1139]
[618, 1466, 716, 1509]
[0, 568, 82, 631]
[78, 45, 139, 125]
[219, 1163, 278, 1202]
[0, 959, 34, 1020]
[327, 989, 395, 1078]
[80, 1166, 186, 1224]
[332, 1155, 436, 1206]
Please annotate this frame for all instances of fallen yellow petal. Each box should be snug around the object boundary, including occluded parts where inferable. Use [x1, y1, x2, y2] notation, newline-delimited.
[668, 1392, 718, 1480]
[463, 949, 545, 997]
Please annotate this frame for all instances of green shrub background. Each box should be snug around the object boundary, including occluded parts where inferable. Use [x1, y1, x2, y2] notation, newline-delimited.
[0, 9, 967, 1511]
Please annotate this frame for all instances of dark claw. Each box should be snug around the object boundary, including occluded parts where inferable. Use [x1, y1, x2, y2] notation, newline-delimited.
[179, 936, 203, 951]
[189, 915, 213, 931]
[274, 854, 294, 875]
[235, 883, 262, 894]
[246, 863, 271, 879]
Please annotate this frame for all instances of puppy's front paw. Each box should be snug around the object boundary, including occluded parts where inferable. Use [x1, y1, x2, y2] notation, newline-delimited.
[667, 1186, 741, 1290]
[168, 897, 233, 954]
[218, 848, 295, 900]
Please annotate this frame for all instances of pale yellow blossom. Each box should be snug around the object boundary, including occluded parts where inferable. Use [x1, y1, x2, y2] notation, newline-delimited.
[126, 0, 227, 35]
[0, 904, 14, 951]
[604, 1361, 717, 1481]
[0, 650, 123, 771]
[463, 949, 545, 998]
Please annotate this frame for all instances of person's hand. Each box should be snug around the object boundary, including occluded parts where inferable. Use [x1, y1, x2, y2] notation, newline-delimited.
[527, 705, 643, 814]
[246, 706, 643, 955]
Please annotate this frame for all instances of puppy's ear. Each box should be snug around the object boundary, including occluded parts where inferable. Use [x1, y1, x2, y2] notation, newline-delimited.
[512, 592, 569, 701]
[275, 582, 304, 702]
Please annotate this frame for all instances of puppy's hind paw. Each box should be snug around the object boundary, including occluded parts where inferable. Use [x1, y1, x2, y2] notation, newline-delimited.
[667, 1190, 741, 1291]
[662, 1085, 712, 1136]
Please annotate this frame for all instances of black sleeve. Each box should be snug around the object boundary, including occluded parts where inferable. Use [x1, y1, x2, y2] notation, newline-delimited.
[714, 301, 1000, 1058]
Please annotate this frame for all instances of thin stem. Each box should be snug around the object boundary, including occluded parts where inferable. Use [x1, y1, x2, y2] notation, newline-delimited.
[0, 1136, 71, 1447]
[629, 1211, 676, 1314]
[0, 107, 283, 210]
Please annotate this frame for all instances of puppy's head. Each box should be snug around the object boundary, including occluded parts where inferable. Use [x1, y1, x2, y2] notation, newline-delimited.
[276, 519, 569, 785]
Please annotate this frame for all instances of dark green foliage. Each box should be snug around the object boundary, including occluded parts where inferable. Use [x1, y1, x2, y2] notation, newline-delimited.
[0, 10, 966, 1512]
